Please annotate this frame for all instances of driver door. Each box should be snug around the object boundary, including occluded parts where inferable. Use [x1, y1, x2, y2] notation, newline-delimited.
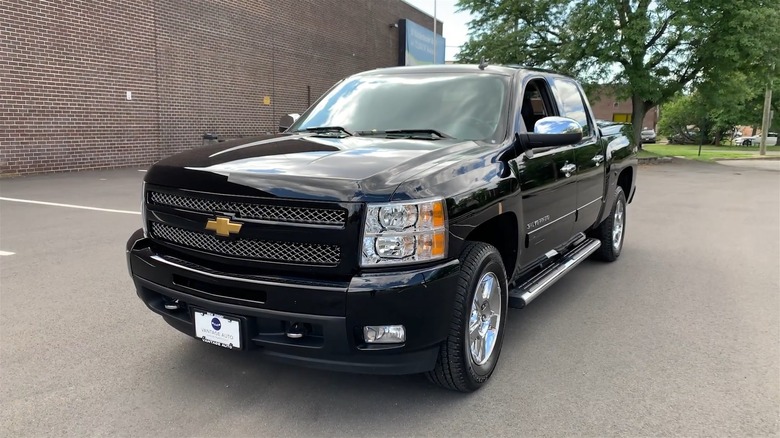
[513, 77, 578, 265]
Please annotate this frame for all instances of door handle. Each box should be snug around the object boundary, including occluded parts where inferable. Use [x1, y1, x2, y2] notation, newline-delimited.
[592, 154, 605, 166]
[560, 163, 576, 177]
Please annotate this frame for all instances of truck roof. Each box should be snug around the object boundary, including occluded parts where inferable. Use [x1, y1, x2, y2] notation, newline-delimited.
[357, 64, 568, 78]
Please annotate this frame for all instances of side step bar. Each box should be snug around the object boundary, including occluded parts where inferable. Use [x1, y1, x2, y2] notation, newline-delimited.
[508, 238, 601, 309]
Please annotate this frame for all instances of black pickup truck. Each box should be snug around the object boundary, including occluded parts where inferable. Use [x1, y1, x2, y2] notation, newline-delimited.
[126, 64, 636, 392]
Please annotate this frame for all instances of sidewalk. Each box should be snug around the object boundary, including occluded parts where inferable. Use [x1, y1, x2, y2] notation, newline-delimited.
[715, 159, 780, 172]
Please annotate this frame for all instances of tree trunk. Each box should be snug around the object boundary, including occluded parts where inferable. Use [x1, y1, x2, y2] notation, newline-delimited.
[713, 131, 721, 145]
[631, 95, 648, 150]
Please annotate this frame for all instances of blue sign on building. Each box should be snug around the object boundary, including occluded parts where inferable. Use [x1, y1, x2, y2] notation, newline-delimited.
[398, 19, 446, 65]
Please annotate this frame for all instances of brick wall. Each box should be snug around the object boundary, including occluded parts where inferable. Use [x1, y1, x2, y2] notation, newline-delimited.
[587, 87, 658, 130]
[1, 0, 440, 176]
[1, 0, 160, 175]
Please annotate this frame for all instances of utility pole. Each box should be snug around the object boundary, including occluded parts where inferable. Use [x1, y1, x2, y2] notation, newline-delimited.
[432, 0, 437, 64]
[759, 63, 775, 156]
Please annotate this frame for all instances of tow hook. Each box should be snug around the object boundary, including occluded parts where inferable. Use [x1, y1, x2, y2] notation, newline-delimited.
[286, 322, 308, 339]
[164, 298, 181, 311]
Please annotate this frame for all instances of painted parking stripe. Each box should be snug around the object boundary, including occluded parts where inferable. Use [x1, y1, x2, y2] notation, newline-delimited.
[0, 251, 15, 256]
[0, 197, 140, 215]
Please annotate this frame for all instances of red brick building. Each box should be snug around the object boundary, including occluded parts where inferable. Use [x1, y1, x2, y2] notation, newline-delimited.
[1, 0, 441, 176]
[587, 87, 658, 130]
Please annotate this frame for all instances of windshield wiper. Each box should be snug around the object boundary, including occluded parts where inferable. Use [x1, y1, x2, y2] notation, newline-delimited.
[300, 126, 353, 136]
[356, 129, 451, 139]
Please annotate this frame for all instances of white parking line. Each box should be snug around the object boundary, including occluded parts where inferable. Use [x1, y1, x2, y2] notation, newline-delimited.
[0, 251, 15, 256]
[0, 197, 141, 215]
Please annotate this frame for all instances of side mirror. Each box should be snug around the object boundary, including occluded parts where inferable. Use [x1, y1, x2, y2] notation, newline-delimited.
[515, 116, 583, 155]
[531, 116, 583, 145]
[278, 113, 300, 133]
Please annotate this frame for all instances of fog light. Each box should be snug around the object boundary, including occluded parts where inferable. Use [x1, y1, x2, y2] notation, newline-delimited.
[363, 325, 406, 344]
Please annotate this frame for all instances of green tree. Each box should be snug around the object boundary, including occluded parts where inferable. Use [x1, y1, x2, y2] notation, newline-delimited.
[656, 92, 729, 145]
[658, 70, 780, 145]
[457, 0, 780, 147]
[735, 72, 780, 133]
[656, 94, 701, 143]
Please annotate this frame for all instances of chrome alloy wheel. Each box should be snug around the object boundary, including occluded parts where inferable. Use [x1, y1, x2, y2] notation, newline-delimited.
[613, 198, 625, 251]
[468, 272, 501, 366]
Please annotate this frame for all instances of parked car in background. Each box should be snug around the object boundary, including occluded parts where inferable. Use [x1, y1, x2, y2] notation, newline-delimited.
[733, 132, 778, 146]
[640, 128, 656, 143]
[668, 130, 701, 144]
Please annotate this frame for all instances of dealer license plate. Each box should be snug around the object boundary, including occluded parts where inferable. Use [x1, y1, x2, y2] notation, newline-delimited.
[193, 310, 242, 350]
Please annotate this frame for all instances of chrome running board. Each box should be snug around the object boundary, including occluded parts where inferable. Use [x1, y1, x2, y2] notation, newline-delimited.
[508, 238, 601, 309]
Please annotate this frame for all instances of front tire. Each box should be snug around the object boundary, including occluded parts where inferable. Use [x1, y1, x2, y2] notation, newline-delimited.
[593, 186, 627, 262]
[426, 242, 508, 392]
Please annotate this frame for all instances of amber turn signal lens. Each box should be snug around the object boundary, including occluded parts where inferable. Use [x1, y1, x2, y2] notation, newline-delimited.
[432, 231, 446, 257]
[432, 200, 445, 228]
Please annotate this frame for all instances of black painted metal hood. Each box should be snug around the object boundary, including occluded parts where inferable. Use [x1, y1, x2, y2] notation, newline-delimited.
[145, 133, 481, 202]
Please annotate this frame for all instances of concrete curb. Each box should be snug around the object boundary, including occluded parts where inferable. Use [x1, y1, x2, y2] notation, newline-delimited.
[715, 156, 780, 161]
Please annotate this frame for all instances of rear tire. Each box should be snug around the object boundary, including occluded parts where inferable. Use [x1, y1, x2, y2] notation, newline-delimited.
[593, 186, 627, 262]
[426, 242, 508, 392]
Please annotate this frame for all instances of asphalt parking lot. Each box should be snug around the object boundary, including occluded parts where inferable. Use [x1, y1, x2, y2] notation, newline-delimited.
[1, 159, 778, 436]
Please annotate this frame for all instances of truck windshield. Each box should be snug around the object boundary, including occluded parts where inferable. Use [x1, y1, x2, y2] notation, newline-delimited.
[291, 73, 509, 141]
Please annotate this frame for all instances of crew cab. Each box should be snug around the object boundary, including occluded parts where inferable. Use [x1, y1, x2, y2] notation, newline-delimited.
[126, 65, 637, 392]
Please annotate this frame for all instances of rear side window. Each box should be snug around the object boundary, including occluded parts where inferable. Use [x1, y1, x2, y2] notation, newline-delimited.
[552, 79, 592, 138]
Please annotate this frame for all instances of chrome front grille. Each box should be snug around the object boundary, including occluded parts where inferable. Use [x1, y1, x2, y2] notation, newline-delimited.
[149, 191, 346, 226]
[150, 222, 341, 265]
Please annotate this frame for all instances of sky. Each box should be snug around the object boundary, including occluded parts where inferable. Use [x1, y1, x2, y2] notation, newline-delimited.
[402, 0, 473, 61]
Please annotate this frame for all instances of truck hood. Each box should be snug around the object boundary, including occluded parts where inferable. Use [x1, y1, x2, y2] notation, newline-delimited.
[145, 134, 482, 202]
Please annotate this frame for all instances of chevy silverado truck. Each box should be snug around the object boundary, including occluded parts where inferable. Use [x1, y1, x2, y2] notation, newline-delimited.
[126, 64, 637, 392]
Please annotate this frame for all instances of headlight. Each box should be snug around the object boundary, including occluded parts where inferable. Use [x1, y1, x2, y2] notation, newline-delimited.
[361, 198, 447, 266]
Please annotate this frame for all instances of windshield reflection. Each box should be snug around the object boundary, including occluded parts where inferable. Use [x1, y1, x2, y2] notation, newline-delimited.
[291, 74, 509, 141]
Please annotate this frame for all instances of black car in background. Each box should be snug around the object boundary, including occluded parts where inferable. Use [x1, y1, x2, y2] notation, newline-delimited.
[668, 130, 701, 144]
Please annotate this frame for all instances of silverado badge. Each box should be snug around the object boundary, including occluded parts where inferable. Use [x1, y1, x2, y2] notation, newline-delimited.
[205, 216, 242, 237]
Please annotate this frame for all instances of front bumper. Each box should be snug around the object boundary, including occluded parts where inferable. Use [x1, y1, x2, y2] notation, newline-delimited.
[126, 229, 460, 375]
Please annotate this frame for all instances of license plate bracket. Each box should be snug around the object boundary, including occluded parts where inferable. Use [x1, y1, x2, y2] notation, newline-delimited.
[193, 309, 243, 350]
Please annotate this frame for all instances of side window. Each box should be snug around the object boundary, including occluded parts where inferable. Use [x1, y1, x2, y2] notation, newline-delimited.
[552, 79, 592, 138]
[520, 79, 556, 132]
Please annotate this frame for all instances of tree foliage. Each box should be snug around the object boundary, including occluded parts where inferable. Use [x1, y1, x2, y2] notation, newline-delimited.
[658, 70, 780, 144]
[457, 0, 780, 146]
[656, 94, 701, 142]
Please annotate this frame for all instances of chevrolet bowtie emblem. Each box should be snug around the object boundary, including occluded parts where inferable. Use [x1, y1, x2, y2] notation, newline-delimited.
[205, 216, 242, 237]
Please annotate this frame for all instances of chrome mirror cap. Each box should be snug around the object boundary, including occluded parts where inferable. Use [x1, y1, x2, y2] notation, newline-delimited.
[534, 116, 583, 135]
